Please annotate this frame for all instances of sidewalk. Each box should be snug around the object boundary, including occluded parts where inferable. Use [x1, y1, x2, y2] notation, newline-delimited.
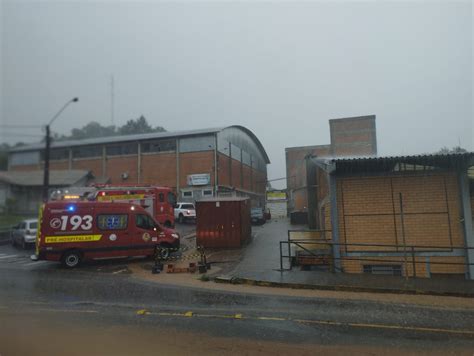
[217, 219, 474, 298]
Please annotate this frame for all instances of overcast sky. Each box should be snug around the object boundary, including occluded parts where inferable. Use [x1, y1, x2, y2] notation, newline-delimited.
[1, 0, 472, 188]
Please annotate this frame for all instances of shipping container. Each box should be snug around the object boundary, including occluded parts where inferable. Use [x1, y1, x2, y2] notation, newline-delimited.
[196, 197, 251, 248]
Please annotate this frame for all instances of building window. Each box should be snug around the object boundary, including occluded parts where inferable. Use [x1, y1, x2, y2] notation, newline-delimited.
[141, 139, 176, 153]
[363, 265, 402, 276]
[202, 189, 213, 197]
[48, 149, 69, 161]
[73, 145, 102, 159]
[97, 214, 128, 230]
[182, 190, 193, 198]
[106, 143, 138, 156]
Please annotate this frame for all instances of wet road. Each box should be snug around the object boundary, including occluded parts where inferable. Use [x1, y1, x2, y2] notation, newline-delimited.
[1, 232, 474, 355]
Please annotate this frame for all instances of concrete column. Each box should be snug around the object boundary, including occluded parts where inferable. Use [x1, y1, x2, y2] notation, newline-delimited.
[214, 134, 218, 197]
[459, 172, 474, 279]
[176, 139, 180, 195]
[102, 145, 107, 178]
[329, 173, 342, 272]
[137, 142, 141, 184]
[228, 141, 232, 187]
[68, 149, 72, 170]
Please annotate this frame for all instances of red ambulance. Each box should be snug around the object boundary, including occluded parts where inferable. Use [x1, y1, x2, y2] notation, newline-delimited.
[33, 200, 180, 268]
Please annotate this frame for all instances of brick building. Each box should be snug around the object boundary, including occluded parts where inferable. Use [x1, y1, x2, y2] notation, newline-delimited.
[306, 153, 474, 279]
[6, 126, 270, 212]
[286, 115, 376, 218]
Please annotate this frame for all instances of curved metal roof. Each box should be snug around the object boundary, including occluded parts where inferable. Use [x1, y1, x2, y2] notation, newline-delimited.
[8, 125, 270, 164]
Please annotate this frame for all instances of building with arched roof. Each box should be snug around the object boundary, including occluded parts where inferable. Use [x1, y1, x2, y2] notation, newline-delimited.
[4, 126, 270, 213]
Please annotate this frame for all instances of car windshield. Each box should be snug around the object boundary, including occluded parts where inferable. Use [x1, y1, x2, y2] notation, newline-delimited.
[181, 204, 195, 210]
[28, 222, 38, 229]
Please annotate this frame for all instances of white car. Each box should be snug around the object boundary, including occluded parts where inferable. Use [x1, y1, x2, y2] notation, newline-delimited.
[11, 219, 38, 249]
[174, 203, 196, 223]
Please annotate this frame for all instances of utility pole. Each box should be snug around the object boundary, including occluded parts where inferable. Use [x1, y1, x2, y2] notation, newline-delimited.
[111, 75, 115, 125]
[42, 97, 79, 202]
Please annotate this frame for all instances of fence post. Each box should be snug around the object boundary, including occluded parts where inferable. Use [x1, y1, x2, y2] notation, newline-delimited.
[411, 246, 416, 279]
[399, 193, 409, 280]
[279, 241, 283, 271]
[287, 231, 292, 270]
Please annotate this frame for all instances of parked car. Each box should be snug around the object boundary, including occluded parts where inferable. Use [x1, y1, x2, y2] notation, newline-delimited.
[11, 219, 38, 249]
[251, 207, 266, 225]
[174, 202, 196, 223]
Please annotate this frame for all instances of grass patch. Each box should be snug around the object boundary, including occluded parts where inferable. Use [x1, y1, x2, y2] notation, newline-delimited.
[199, 274, 210, 282]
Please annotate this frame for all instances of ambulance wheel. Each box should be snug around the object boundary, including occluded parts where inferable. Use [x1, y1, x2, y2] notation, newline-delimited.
[158, 245, 171, 259]
[61, 250, 82, 268]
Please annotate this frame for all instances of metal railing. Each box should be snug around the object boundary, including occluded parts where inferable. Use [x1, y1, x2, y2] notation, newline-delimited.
[279, 234, 474, 278]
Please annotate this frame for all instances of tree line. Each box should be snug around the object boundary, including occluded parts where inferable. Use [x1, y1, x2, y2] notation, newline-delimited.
[0, 116, 166, 170]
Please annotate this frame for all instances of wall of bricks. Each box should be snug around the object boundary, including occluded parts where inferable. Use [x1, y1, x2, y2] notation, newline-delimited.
[335, 172, 466, 276]
[141, 153, 177, 187]
[329, 115, 377, 157]
[341, 256, 466, 277]
[10, 164, 41, 171]
[49, 161, 69, 170]
[179, 151, 214, 188]
[72, 158, 103, 178]
[286, 145, 330, 212]
[106, 156, 139, 185]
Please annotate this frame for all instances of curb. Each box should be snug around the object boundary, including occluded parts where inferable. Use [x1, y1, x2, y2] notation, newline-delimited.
[213, 276, 474, 298]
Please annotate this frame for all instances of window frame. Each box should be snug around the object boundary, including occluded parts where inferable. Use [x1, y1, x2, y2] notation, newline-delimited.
[96, 214, 129, 231]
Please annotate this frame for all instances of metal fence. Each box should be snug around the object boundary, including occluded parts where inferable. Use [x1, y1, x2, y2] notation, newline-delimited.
[279, 230, 474, 278]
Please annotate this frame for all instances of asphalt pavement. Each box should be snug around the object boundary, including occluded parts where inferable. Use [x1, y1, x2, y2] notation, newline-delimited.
[1, 222, 474, 355]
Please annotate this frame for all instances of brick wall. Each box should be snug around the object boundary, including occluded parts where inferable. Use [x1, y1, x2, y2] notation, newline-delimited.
[179, 151, 214, 188]
[141, 153, 176, 187]
[286, 145, 330, 212]
[49, 161, 69, 170]
[218, 153, 230, 187]
[9, 164, 41, 171]
[72, 158, 103, 178]
[335, 172, 465, 276]
[329, 115, 377, 157]
[106, 156, 139, 184]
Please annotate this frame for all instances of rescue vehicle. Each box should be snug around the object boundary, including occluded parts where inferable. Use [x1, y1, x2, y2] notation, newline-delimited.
[51, 185, 177, 228]
[32, 200, 180, 268]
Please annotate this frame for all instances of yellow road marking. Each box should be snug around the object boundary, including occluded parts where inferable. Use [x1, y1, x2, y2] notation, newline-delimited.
[234, 313, 243, 319]
[295, 319, 474, 336]
[184, 311, 193, 317]
[257, 316, 287, 321]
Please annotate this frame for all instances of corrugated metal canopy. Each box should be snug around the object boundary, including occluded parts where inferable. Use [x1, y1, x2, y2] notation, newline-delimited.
[0, 170, 90, 186]
[314, 152, 474, 175]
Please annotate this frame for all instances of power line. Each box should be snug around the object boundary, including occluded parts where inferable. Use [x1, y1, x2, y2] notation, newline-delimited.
[0, 124, 43, 128]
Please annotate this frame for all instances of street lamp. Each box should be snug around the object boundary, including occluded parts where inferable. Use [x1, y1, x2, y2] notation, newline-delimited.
[42, 97, 79, 202]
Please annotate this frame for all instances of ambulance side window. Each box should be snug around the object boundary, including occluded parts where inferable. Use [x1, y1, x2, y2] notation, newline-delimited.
[97, 215, 128, 230]
[135, 214, 155, 230]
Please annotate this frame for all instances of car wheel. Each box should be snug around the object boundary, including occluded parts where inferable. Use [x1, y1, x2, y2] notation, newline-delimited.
[178, 214, 184, 224]
[61, 250, 82, 268]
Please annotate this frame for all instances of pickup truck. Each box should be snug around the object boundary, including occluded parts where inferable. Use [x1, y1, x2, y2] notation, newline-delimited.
[174, 202, 196, 223]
